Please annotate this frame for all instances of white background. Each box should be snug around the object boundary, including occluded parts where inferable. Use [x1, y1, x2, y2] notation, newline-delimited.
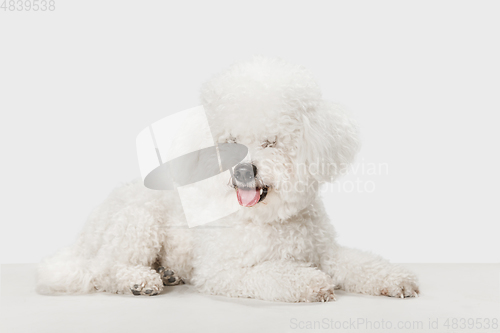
[1, 0, 499, 264]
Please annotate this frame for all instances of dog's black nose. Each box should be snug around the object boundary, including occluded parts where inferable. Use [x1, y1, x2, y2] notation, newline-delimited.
[233, 163, 257, 183]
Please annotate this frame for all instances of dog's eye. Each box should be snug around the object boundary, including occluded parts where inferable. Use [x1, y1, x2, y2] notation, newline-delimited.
[226, 135, 237, 144]
[261, 138, 277, 148]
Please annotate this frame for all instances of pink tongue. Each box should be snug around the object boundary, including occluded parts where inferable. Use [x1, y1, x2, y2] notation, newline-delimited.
[236, 188, 260, 207]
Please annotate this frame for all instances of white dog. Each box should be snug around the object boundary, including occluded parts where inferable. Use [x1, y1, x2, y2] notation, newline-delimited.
[37, 57, 419, 302]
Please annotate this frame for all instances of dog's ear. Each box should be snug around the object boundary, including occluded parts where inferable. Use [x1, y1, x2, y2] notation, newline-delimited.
[298, 101, 360, 183]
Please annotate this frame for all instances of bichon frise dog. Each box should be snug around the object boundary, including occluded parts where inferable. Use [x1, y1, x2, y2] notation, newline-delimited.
[37, 57, 419, 302]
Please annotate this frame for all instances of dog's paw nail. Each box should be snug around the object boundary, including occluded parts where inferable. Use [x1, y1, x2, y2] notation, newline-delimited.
[131, 289, 141, 295]
[157, 267, 165, 274]
[144, 289, 153, 294]
[164, 270, 174, 277]
[168, 277, 176, 283]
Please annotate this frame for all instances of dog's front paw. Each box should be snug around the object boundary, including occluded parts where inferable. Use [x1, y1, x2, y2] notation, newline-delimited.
[130, 281, 162, 296]
[299, 270, 336, 302]
[379, 266, 419, 298]
[157, 266, 184, 286]
[127, 268, 163, 296]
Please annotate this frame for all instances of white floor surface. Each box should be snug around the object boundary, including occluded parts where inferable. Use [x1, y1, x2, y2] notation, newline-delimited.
[1, 264, 499, 333]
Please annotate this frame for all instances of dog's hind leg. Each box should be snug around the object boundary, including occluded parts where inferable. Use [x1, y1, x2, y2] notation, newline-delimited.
[192, 260, 336, 302]
[323, 246, 420, 298]
[37, 244, 95, 294]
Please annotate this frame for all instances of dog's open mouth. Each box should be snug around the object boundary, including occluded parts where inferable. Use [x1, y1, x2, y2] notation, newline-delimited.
[235, 186, 268, 207]
[229, 163, 269, 207]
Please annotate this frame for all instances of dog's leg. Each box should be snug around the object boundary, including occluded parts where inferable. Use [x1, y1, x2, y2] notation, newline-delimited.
[324, 246, 419, 298]
[156, 266, 184, 286]
[113, 264, 164, 296]
[192, 260, 335, 302]
[87, 204, 169, 296]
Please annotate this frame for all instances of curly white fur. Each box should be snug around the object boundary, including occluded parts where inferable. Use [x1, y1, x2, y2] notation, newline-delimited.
[37, 56, 419, 302]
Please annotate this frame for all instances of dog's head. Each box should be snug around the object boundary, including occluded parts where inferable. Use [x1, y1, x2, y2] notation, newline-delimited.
[201, 56, 360, 222]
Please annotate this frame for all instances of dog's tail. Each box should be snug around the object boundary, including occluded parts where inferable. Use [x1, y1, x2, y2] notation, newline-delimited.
[36, 243, 94, 295]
